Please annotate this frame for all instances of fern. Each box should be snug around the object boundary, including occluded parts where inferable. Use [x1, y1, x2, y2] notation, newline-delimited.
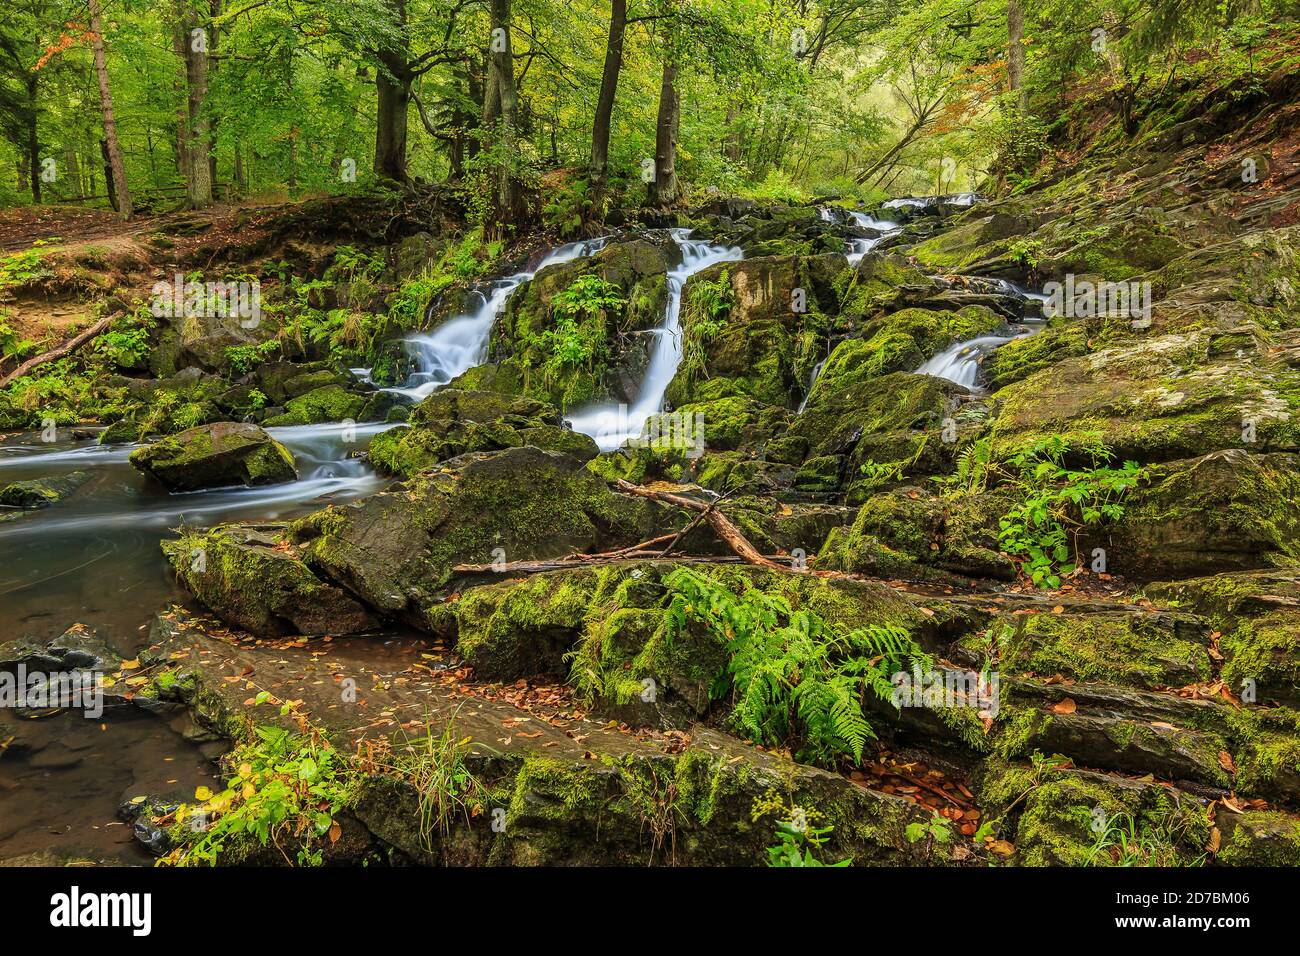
[659, 567, 925, 766]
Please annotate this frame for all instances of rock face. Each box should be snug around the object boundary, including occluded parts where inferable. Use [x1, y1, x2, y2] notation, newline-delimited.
[129, 422, 298, 491]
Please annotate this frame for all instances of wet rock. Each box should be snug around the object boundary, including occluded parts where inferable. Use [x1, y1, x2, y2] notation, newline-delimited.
[129, 421, 298, 492]
[162, 523, 378, 638]
[0, 471, 92, 516]
[0, 623, 120, 672]
[262, 384, 369, 426]
[665, 254, 845, 408]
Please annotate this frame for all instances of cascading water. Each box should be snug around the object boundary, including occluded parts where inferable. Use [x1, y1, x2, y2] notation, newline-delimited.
[845, 210, 901, 265]
[914, 332, 1035, 390]
[565, 229, 743, 451]
[913, 281, 1050, 390]
[382, 237, 608, 402]
[797, 356, 829, 413]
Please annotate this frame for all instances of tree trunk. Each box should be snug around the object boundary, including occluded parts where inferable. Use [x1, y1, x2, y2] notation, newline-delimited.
[486, 0, 522, 234]
[374, 55, 411, 184]
[174, 0, 212, 208]
[647, 57, 679, 207]
[25, 75, 40, 203]
[372, 0, 412, 185]
[207, 0, 221, 190]
[589, 0, 626, 188]
[1007, 0, 1027, 113]
[89, 0, 132, 219]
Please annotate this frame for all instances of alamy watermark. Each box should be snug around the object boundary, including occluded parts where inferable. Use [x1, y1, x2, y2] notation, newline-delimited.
[1, 665, 104, 719]
[891, 665, 999, 718]
[150, 272, 262, 328]
[1042, 274, 1151, 323]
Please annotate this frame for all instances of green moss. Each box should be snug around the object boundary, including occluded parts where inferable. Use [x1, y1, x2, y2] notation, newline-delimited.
[977, 612, 1213, 689]
[262, 385, 368, 426]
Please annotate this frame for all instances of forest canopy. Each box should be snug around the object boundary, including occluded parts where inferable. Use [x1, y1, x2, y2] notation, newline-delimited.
[1, 0, 1296, 228]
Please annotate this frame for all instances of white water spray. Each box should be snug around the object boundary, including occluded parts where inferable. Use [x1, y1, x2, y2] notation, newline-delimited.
[565, 229, 743, 451]
[381, 237, 608, 401]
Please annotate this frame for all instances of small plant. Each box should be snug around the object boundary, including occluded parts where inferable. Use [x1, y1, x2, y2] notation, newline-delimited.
[528, 275, 624, 391]
[0, 248, 51, 289]
[660, 566, 924, 765]
[678, 269, 734, 386]
[753, 790, 850, 867]
[382, 711, 486, 850]
[995, 436, 1142, 588]
[1081, 809, 1206, 867]
[225, 339, 280, 375]
[162, 722, 357, 867]
[906, 811, 954, 846]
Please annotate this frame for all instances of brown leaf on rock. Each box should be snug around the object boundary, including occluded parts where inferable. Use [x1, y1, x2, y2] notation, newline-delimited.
[1052, 697, 1077, 715]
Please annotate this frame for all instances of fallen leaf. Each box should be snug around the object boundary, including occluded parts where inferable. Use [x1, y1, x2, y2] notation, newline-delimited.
[1052, 697, 1077, 715]
[1218, 751, 1237, 774]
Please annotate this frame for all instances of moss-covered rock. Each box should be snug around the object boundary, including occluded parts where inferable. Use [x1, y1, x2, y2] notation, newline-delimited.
[365, 388, 599, 478]
[129, 422, 298, 492]
[490, 238, 670, 409]
[818, 487, 1013, 580]
[989, 326, 1300, 465]
[162, 524, 378, 637]
[665, 254, 846, 408]
[1145, 569, 1300, 707]
[0, 470, 92, 512]
[968, 609, 1213, 689]
[790, 371, 964, 479]
[262, 384, 369, 425]
[1216, 810, 1300, 865]
[1101, 449, 1300, 580]
[289, 446, 661, 628]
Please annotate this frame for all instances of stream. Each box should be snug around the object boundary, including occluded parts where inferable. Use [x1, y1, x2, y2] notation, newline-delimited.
[0, 213, 1043, 863]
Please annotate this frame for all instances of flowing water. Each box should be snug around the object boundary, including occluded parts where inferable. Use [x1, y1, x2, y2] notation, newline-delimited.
[0, 420, 403, 862]
[564, 229, 743, 451]
[845, 210, 902, 265]
[381, 237, 609, 401]
[912, 282, 1050, 390]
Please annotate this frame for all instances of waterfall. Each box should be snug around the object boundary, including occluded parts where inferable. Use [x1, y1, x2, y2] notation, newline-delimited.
[797, 356, 829, 413]
[380, 237, 608, 402]
[565, 229, 743, 452]
[846, 210, 901, 265]
[913, 333, 1035, 390]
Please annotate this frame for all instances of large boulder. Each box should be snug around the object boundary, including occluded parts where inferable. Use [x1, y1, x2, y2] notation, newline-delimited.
[665, 253, 845, 408]
[289, 446, 663, 628]
[989, 325, 1300, 465]
[489, 238, 672, 409]
[366, 389, 598, 478]
[129, 422, 298, 492]
[162, 524, 377, 638]
[1100, 449, 1300, 580]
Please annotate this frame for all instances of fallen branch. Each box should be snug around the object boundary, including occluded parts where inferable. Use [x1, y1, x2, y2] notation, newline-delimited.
[613, 479, 784, 571]
[0, 313, 118, 389]
[452, 553, 751, 575]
